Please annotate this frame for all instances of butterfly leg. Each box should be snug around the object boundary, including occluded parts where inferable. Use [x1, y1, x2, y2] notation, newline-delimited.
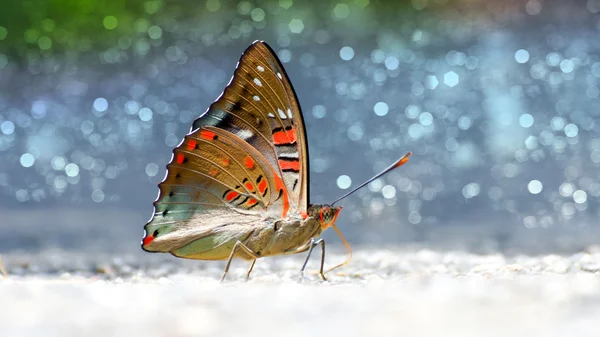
[299, 238, 327, 281]
[245, 259, 257, 281]
[221, 241, 259, 282]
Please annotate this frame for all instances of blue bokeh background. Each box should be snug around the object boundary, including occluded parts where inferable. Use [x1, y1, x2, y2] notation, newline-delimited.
[2, 0, 600, 254]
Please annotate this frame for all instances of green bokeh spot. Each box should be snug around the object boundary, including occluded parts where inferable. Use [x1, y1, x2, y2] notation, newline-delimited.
[279, 0, 293, 9]
[148, 25, 162, 39]
[144, 0, 163, 14]
[251, 8, 265, 22]
[0, 26, 7, 40]
[206, 0, 221, 12]
[135, 18, 150, 33]
[237, 1, 252, 15]
[355, 0, 369, 8]
[289, 19, 304, 33]
[41, 18, 55, 32]
[333, 3, 350, 20]
[38, 36, 52, 50]
[24, 29, 40, 43]
[103, 16, 119, 30]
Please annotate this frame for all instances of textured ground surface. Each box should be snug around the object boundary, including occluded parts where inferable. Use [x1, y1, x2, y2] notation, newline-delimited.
[3, 247, 600, 337]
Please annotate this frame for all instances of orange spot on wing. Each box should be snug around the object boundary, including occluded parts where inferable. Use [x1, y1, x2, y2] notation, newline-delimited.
[274, 174, 289, 217]
[176, 153, 184, 164]
[221, 157, 230, 167]
[273, 128, 297, 145]
[187, 140, 197, 150]
[300, 211, 308, 219]
[209, 167, 218, 177]
[245, 181, 254, 192]
[247, 198, 258, 206]
[225, 191, 239, 202]
[279, 160, 300, 171]
[244, 156, 255, 169]
[200, 130, 216, 140]
[143, 235, 154, 246]
[258, 179, 267, 194]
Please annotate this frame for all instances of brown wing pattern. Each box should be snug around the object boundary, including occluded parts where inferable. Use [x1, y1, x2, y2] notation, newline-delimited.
[143, 125, 286, 253]
[151, 126, 289, 219]
[191, 41, 309, 213]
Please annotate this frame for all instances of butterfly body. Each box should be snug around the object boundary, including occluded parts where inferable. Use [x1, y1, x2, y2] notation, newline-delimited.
[144, 202, 340, 260]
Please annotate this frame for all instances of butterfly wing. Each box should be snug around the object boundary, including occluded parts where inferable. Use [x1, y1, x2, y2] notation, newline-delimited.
[142, 41, 309, 258]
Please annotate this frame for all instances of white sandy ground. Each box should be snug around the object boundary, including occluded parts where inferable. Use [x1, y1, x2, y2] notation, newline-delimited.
[2, 248, 600, 337]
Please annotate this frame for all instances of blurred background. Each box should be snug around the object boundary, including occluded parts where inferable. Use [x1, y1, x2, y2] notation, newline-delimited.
[1, 0, 600, 255]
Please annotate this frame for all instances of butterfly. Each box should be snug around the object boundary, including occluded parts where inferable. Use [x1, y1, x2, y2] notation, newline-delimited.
[141, 40, 411, 281]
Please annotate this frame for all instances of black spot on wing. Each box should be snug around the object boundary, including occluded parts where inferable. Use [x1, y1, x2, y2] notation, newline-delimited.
[271, 125, 294, 133]
[228, 100, 242, 112]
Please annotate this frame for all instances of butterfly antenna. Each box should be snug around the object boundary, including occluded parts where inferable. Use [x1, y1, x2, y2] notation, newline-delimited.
[331, 152, 412, 207]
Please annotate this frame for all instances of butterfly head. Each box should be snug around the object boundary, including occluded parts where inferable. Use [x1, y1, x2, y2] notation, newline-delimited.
[309, 204, 343, 230]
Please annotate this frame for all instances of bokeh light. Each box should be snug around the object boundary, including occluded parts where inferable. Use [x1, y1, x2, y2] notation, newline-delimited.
[1, 0, 600, 253]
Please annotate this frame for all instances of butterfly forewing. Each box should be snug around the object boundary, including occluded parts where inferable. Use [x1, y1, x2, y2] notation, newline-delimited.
[144, 41, 309, 254]
[191, 41, 309, 212]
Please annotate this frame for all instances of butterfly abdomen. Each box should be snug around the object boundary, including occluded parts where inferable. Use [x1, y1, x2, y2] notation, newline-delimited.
[248, 215, 323, 257]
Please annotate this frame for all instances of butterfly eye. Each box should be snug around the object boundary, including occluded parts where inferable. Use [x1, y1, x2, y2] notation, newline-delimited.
[320, 208, 332, 223]
[319, 209, 326, 223]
